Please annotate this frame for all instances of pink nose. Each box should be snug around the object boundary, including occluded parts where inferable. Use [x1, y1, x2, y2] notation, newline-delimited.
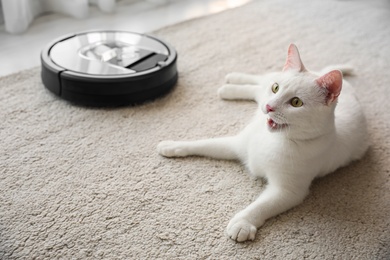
[266, 104, 274, 113]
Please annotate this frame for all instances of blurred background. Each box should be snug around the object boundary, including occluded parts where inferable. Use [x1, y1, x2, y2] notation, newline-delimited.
[0, 0, 252, 77]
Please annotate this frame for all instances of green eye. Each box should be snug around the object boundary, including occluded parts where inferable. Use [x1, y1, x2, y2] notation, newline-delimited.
[291, 97, 303, 107]
[272, 83, 279, 93]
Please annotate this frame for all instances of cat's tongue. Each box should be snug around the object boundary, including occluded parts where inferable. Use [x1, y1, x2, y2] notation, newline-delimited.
[267, 118, 285, 130]
[267, 118, 278, 129]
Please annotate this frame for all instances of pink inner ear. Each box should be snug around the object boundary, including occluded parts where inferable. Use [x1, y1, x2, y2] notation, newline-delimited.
[316, 70, 343, 104]
[283, 44, 306, 72]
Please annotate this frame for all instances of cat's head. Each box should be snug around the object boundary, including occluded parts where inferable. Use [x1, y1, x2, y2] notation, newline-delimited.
[259, 44, 343, 140]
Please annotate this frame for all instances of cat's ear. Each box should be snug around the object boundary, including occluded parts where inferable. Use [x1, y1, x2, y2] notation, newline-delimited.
[283, 44, 306, 72]
[316, 70, 343, 105]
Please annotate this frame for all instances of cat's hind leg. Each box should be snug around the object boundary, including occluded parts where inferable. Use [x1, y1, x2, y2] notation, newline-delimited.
[218, 84, 259, 101]
[157, 136, 241, 160]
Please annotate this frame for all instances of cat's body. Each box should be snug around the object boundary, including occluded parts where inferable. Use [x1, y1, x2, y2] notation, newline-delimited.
[157, 44, 368, 242]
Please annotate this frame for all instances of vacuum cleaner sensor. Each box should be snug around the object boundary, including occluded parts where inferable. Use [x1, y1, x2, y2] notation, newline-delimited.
[41, 30, 178, 106]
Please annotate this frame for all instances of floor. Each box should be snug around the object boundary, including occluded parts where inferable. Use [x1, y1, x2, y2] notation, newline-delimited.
[0, 0, 251, 77]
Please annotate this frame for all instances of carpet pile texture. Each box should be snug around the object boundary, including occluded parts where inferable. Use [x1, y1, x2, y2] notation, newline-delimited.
[1, 0, 389, 259]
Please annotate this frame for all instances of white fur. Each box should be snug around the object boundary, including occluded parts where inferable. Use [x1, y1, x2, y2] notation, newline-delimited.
[157, 45, 368, 242]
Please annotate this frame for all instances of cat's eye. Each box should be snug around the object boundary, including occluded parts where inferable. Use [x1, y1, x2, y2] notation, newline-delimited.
[291, 97, 303, 107]
[272, 83, 279, 93]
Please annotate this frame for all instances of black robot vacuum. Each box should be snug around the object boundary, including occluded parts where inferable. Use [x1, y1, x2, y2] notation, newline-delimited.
[41, 30, 178, 106]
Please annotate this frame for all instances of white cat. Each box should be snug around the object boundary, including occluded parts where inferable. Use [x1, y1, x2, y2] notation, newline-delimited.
[157, 44, 368, 242]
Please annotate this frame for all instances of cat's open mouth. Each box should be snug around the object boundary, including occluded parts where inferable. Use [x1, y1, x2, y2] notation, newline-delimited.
[267, 118, 288, 131]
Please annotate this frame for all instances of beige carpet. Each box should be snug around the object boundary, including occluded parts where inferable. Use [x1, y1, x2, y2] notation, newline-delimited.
[1, 0, 390, 259]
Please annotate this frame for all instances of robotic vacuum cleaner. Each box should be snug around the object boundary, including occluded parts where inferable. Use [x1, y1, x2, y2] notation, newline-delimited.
[41, 30, 178, 106]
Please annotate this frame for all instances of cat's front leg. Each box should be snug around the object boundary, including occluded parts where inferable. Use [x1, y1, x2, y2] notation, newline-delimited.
[157, 136, 240, 160]
[226, 182, 310, 242]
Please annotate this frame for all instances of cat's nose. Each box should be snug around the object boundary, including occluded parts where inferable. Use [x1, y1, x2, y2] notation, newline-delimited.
[266, 104, 274, 113]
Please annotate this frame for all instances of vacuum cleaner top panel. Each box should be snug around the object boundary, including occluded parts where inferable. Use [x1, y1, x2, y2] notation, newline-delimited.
[49, 31, 170, 75]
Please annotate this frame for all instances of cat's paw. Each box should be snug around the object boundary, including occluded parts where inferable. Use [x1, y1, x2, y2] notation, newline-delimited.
[218, 84, 258, 101]
[218, 85, 238, 100]
[226, 216, 257, 242]
[157, 141, 188, 157]
[225, 72, 244, 84]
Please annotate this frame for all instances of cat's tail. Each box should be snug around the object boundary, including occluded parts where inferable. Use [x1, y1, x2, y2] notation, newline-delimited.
[321, 64, 354, 76]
